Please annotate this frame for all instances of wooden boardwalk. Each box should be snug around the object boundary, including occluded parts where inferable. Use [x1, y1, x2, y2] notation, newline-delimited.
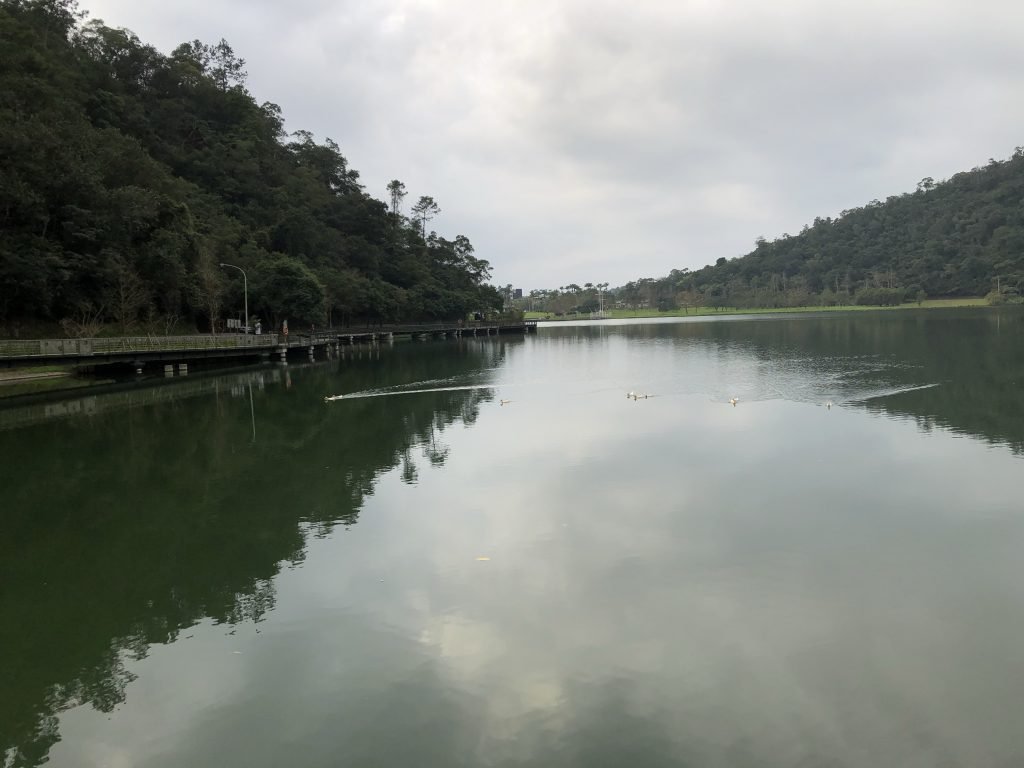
[0, 320, 536, 368]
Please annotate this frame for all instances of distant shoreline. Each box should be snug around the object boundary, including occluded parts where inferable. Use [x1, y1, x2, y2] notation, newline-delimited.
[527, 297, 989, 322]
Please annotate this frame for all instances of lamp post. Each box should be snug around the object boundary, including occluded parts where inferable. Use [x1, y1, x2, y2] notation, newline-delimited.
[219, 262, 248, 333]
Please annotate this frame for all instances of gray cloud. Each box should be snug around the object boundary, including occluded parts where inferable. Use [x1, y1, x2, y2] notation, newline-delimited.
[81, 0, 1024, 289]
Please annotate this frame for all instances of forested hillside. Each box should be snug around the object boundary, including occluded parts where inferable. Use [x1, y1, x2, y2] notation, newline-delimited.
[0, 0, 502, 337]
[615, 149, 1024, 311]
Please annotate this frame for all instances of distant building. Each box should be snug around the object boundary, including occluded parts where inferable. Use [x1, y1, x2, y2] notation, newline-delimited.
[513, 288, 523, 299]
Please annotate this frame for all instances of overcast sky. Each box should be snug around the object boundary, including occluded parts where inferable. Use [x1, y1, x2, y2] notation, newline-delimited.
[79, 0, 1024, 291]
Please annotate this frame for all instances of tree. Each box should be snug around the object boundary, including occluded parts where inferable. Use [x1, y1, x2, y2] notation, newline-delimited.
[251, 255, 326, 327]
[170, 38, 246, 91]
[109, 253, 151, 334]
[410, 195, 440, 238]
[0, 4, 504, 336]
[454, 235, 491, 284]
[60, 301, 105, 338]
[386, 180, 406, 216]
[192, 251, 225, 333]
[322, 267, 370, 326]
[288, 132, 360, 195]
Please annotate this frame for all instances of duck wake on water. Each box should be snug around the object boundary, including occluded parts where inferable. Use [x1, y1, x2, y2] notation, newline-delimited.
[324, 384, 499, 402]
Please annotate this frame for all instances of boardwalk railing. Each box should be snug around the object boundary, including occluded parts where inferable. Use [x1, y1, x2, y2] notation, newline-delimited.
[0, 320, 534, 361]
[0, 334, 280, 359]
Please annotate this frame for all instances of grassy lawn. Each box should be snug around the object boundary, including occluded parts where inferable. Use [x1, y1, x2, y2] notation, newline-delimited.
[0, 364, 74, 381]
[526, 297, 988, 321]
[0, 376, 94, 399]
[915, 297, 987, 308]
[0, 365, 78, 399]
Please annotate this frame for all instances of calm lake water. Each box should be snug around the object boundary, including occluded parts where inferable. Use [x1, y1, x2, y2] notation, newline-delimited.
[3, 309, 1024, 768]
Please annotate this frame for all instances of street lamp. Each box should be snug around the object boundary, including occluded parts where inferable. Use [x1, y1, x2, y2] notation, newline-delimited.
[219, 262, 248, 333]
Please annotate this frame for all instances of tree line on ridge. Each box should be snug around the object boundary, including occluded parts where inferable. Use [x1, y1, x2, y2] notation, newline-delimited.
[0, 0, 504, 337]
[524, 148, 1024, 314]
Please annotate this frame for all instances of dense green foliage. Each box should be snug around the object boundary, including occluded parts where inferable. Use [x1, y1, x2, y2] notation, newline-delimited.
[616, 150, 1024, 310]
[523, 150, 1024, 315]
[0, 0, 502, 336]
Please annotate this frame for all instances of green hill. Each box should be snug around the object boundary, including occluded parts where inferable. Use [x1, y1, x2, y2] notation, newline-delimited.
[0, 0, 502, 337]
[618, 148, 1024, 310]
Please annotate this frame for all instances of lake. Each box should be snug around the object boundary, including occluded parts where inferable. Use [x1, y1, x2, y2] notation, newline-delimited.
[2, 309, 1023, 768]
